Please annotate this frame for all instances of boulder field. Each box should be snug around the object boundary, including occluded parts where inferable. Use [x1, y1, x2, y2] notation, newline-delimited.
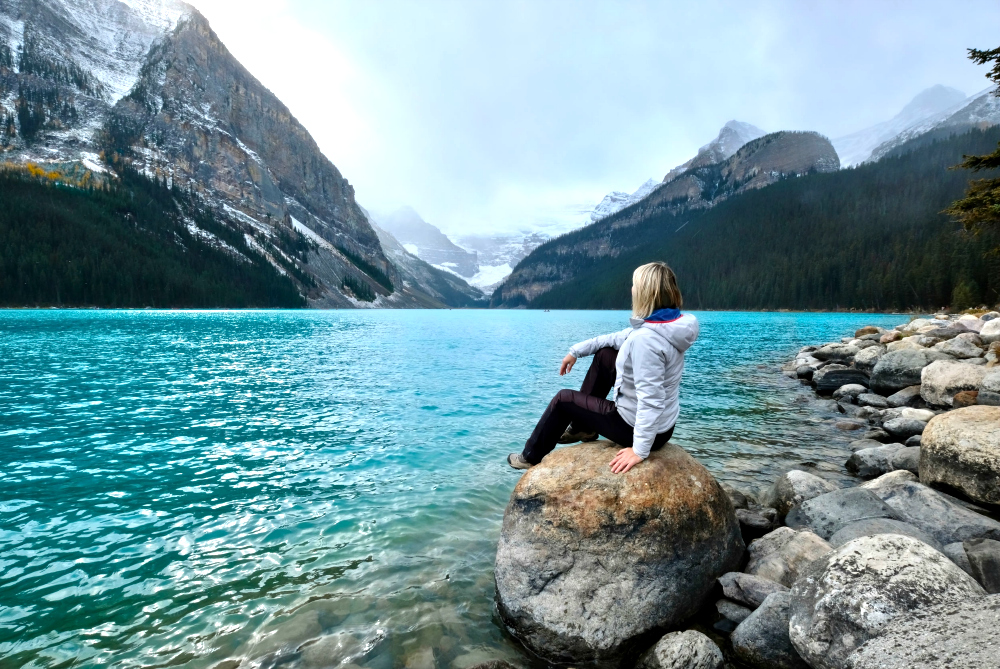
[489, 311, 1000, 669]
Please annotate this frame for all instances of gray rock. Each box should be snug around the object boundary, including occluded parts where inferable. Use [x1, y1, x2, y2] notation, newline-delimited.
[983, 311, 1000, 322]
[847, 439, 884, 452]
[889, 446, 920, 474]
[466, 663, 517, 669]
[761, 470, 839, 517]
[832, 384, 867, 401]
[716, 598, 753, 624]
[844, 595, 1000, 669]
[920, 405, 1000, 505]
[855, 393, 888, 408]
[860, 470, 1000, 545]
[785, 488, 903, 540]
[921, 325, 971, 341]
[836, 401, 863, 417]
[904, 434, 921, 446]
[852, 345, 886, 373]
[721, 483, 753, 510]
[964, 538, 1000, 594]
[731, 592, 809, 669]
[795, 365, 814, 381]
[813, 343, 860, 363]
[846, 444, 904, 478]
[978, 368, 1000, 403]
[788, 534, 986, 669]
[718, 572, 790, 609]
[737, 507, 778, 540]
[942, 541, 976, 577]
[635, 630, 724, 669]
[869, 349, 950, 395]
[494, 441, 744, 665]
[933, 333, 985, 359]
[813, 365, 869, 395]
[746, 527, 833, 587]
[861, 428, 890, 442]
[885, 385, 923, 408]
[828, 517, 942, 551]
[920, 360, 988, 407]
[881, 417, 926, 439]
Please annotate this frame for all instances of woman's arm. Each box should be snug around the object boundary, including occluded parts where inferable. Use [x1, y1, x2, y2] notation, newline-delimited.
[568, 327, 631, 359]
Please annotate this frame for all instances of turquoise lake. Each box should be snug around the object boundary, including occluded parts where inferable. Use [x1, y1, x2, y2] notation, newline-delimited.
[0, 309, 906, 669]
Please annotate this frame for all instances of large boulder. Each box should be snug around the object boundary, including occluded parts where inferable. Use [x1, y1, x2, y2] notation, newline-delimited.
[860, 470, 1000, 545]
[813, 365, 869, 395]
[494, 441, 744, 665]
[635, 630, 723, 669]
[844, 594, 1000, 669]
[869, 349, 949, 395]
[731, 592, 809, 669]
[745, 527, 832, 587]
[761, 470, 839, 517]
[852, 345, 885, 372]
[785, 488, 903, 540]
[932, 333, 985, 359]
[920, 405, 1000, 505]
[719, 572, 789, 609]
[788, 534, 986, 669]
[920, 360, 987, 407]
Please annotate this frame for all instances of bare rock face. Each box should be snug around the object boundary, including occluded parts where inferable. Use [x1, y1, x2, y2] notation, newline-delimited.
[494, 441, 744, 666]
[635, 630, 723, 669]
[788, 534, 986, 669]
[920, 406, 1000, 505]
[844, 594, 1000, 668]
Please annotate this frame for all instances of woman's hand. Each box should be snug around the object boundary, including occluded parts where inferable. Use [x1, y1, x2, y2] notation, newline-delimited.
[559, 354, 577, 376]
[610, 448, 643, 474]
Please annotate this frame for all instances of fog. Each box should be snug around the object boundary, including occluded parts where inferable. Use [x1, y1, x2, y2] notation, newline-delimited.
[193, 0, 1000, 236]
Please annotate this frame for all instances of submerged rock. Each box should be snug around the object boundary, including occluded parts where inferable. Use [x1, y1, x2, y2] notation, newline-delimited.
[844, 594, 1000, 669]
[731, 592, 809, 669]
[788, 534, 986, 669]
[745, 527, 832, 587]
[494, 441, 743, 666]
[636, 630, 723, 669]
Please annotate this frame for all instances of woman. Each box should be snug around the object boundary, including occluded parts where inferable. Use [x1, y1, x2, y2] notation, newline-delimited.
[507, 262, 698, 474]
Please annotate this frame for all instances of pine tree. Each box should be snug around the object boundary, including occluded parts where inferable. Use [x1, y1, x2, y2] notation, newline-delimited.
[946, 46, 1000, 251]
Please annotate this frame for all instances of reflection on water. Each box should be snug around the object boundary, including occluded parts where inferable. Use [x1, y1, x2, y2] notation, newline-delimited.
[0, 309, 901, 668]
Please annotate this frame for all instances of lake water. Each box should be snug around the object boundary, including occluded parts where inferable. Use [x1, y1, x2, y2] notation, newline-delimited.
[0, 309, 904, 669]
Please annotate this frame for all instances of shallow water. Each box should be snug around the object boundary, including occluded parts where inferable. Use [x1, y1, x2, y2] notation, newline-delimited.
[0, 309, 903, 669]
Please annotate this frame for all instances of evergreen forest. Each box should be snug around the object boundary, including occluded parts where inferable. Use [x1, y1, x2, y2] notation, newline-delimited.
[0, 167, 306, 308]
[501, 126, 1000, 311]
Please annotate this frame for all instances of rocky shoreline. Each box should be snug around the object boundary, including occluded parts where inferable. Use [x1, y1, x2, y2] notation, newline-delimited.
[491, 311, 1000, 669]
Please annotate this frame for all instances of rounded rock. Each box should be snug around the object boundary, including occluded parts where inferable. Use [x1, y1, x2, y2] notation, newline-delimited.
[920, 405, 1000, 505]
[920, 360, 987, 407]
[788, 534, 986, 669]
[761, 470, 839, 517]
[494, 441, 744, 665]
[636, 630, 723, 669]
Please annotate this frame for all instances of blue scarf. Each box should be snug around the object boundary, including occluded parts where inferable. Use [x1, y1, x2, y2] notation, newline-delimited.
[645, 307, 681, 323]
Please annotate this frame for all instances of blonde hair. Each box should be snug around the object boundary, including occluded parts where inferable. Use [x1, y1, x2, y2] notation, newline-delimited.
[632, 262, 683, 318]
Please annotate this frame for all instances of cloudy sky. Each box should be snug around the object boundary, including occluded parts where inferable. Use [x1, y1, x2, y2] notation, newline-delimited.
[192, 0, 1000, 237]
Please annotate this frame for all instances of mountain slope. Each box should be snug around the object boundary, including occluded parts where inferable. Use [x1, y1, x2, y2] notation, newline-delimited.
[373, 207, 479, 278]
[491, 131, 840, 306]
[0, 0, 481, 308]
[662, 120, 767, 183]
[497, 126, 1000, 311]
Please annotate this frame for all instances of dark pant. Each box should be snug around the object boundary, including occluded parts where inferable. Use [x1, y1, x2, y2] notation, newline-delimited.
[522, 347, 675, 464]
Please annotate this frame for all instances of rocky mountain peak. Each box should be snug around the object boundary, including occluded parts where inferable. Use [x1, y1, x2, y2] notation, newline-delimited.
[663, 120, 766, 183]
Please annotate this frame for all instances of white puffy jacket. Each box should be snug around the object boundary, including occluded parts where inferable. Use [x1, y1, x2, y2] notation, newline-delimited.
[568, 309, 699, 458]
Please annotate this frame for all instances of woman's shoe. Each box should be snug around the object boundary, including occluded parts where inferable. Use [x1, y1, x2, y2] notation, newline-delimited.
[507, 453, 533, 470]
[557, 428, 598, 444]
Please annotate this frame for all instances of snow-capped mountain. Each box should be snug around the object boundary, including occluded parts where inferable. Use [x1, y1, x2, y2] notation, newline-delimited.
[832, 85, 969, 166]
[867, 87, 1000, 162]
[372, 207, 479, 278]
[662, 120, 767, 183]
[456, 233, 550, 292]
[0, 0, 479, 308]
[587, 179, 661, 223]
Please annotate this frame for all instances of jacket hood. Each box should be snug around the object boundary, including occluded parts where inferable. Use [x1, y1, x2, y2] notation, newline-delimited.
[629, 309, 699, 353]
